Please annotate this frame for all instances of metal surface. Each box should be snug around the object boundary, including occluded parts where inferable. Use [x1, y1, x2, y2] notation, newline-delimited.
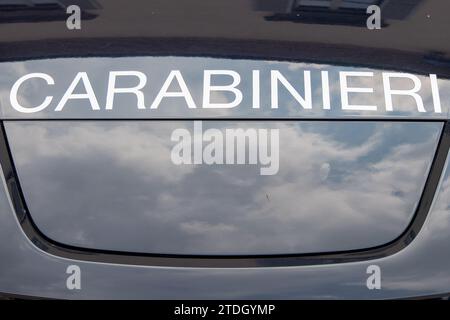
[0, 0, 449, 79]
[0, 0, 450, 299]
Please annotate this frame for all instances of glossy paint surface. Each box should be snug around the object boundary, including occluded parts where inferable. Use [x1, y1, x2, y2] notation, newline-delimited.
[1, 0, 449, 82]
[0, 0, 449, 299]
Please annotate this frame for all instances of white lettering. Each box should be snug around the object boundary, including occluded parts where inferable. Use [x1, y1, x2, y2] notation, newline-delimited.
[10, 73, 54, 113]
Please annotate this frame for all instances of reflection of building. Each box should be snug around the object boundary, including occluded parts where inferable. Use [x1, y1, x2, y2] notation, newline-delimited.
[0, 0, 447, 79]
[253, 0, 422, 26]
[0, 0, 101, 23]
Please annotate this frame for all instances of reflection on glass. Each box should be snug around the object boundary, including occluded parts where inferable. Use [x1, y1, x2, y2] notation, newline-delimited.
[5, 120, 441, 255]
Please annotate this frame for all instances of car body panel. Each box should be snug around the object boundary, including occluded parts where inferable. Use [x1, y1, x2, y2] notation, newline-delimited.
[0, 0, 450, 299]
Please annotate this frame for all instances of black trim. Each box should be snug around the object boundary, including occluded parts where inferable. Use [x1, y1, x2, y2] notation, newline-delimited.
[1, 290, 449, 300]
[0, 290, 449, 300]
[0, 291, 54, 300]
[0, 120, 448, 268]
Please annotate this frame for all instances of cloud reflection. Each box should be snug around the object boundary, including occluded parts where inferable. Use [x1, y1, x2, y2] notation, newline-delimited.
[5, 121, 441, 255]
